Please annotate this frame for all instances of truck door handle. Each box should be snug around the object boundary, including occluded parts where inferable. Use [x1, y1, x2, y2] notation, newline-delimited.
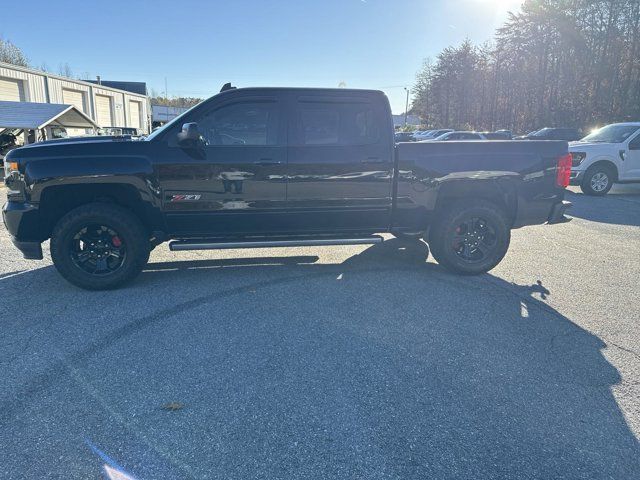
[253, 159, 283, 166]
[361, 157, 385, 164]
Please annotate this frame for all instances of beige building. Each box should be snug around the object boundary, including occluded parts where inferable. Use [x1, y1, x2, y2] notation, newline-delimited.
[0, 61, 150, 135]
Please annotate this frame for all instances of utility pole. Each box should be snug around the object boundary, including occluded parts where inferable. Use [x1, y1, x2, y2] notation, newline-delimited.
[164, 77, 169, 123]
[404, 87, 410, 127]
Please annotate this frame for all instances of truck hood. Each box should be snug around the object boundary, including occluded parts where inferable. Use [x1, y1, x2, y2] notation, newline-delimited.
[568, 141, 619, 151]
[20, 135, 135, 148]
[6, 135, 144, 162]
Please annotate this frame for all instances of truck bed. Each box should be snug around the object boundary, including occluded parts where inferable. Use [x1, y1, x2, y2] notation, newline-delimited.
[394, 140, 568, 229]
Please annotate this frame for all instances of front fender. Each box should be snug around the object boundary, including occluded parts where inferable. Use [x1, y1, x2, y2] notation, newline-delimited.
[19, 155, 164, 240]
[24, 155, 158, 205]
[576, 152, 622, 173]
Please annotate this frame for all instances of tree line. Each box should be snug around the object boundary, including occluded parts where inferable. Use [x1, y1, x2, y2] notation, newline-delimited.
[148, 91, 202, 109]
[411, 0, 640, 134]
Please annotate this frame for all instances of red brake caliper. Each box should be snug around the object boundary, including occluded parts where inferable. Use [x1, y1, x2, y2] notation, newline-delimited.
[111, 236, 122, 247]
[453, 226, 462, 249]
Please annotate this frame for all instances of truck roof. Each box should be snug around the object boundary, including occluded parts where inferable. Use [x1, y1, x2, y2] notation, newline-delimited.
[217, 86, 386, 96]
[605, 122, 640, 127]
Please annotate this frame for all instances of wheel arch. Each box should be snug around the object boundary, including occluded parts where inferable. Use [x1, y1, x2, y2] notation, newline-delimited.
[433, 179, 516, 226]
[585, 159, 619, 181]
[37, 183, 161, 240]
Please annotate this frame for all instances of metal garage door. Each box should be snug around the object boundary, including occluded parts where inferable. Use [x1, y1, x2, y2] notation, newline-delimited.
[0, 77, 25, 101]
[128, 100, 141, 129]
[95, 94, 113, 126]
[62, 89, 86, 113]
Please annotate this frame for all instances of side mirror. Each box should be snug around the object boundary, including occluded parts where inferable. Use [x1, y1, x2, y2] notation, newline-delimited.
[177, 122, 201, 147]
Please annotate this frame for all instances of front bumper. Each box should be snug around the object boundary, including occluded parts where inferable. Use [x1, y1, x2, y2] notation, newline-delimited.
[2, 201, 43, 259]
[8, 236, 43, 259]
[547, 200, 572, 224]
[569, 170, 584, 186]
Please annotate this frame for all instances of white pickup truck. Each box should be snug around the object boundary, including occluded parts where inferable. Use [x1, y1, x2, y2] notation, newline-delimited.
[569, 122, 640, 195]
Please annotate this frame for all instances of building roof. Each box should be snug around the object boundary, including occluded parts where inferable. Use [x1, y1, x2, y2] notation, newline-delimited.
[84, 80, 147, 95]
[0, 101, 99, 129]
[0, 62, 148, 100]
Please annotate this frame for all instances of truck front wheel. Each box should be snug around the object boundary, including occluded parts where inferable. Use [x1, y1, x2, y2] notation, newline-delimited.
[428, 200, 510, 275]
[50, 203, 150, 290]
[580, 164, 615, 196]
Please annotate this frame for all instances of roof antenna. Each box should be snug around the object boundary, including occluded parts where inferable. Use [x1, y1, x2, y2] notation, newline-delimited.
[220, 82, 236, 92]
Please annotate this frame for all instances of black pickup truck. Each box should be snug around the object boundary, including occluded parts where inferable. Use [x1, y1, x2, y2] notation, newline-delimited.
[3, 86, 571, 290]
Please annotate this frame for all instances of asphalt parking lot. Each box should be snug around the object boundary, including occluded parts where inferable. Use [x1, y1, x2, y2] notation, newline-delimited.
[1, 185, 639, 479]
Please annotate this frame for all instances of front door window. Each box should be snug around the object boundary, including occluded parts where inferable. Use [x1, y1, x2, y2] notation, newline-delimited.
[197, 102, 280, 146]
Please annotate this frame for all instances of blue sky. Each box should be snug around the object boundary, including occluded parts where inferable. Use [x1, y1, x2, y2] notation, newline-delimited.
[3, 0, 523, 113]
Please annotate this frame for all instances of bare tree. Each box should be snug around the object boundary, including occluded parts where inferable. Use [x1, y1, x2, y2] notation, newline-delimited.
[150, 96, 203, 108]
[411, 0, 640, 133]
[58, 63, 74, 78]
[0, 37, 29, 67]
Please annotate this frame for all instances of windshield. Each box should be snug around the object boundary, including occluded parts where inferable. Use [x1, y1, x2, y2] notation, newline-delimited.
[580, 124, 640, 143]
[145, 102, 204, 141]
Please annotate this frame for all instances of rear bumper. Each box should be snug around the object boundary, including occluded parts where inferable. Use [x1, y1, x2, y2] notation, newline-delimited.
[2, 201, 44, 259]
[547, 200, 572, 224]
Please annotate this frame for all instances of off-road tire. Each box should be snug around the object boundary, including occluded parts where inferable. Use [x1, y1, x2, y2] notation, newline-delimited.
[428, 200, 510, 275]
[50, 203, 149, 290]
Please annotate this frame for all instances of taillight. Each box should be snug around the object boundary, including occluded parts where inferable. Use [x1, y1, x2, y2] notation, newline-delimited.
[556, 153, 572, 188]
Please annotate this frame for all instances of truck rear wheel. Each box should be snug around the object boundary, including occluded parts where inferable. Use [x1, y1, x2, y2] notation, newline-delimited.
[428, 200, 510, 275]
[50, 203, 149, 290]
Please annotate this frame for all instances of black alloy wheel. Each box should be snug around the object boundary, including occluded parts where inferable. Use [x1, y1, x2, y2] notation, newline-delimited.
[451, 217, 498, 263]
[51, 203, 149, 290]
[428, 200, 510, 275]
[70, 224, 127, 275]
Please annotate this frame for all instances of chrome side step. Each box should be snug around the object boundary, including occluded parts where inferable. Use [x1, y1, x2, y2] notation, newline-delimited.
[169, 235, 384, 251]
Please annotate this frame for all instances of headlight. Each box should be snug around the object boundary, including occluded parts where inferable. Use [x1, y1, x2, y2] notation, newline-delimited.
[571, 152, 586, 166]
[4, 160, 19, 178]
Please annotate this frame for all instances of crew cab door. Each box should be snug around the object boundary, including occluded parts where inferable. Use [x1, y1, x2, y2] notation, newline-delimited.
[624, 131, 640, 180]
[285, 93, 393, 232]
[155, 95, 287, 235]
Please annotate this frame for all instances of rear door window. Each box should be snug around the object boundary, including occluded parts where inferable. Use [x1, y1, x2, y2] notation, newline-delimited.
[629, 132, 640, 150]
[296, 100, 382, 146]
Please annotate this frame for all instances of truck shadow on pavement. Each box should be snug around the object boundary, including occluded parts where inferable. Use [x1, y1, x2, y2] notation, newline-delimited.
[566, 186, 640, 226]
[1, 239, 639, 479]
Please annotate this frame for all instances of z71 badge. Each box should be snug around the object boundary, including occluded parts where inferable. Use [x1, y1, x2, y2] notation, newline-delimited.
[170, 194, 202, 202]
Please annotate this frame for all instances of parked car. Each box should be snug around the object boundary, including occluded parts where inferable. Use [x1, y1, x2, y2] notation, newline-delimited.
[430, 131, 487, 141]
[3, 86, 571, 289]
[495, 129, 513, 139]
[413, 130, 435, 141]
[99, 127, 140, 137]
[481, 131, 512, 140]
[568, 122, 640, 195]
[395, 131, 416, 142]
[427, 128, 454, 138]
[515, 127, 582, 142]
[0, 128, 23, 168]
